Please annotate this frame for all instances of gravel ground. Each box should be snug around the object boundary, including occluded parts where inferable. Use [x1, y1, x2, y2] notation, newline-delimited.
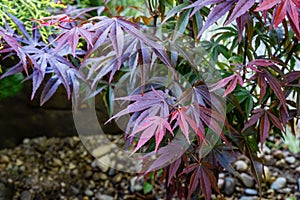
[0, 135, 299, 200]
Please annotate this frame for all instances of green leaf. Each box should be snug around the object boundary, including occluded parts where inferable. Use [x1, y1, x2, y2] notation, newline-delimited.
[162, 2, 189, 24]
[174, 9, 191, 36]
[143, 182, 153, 194]
[107, 85, 114, 117]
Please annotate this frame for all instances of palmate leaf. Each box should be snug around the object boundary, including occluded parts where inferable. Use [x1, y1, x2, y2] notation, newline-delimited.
[143, 135, 188, 173]
[171, 106, 206, 144]
[129, 116, 173, 154]
[224, 0, 255, 25]
[109, 88, 174, 121]
[181, 162, 221, 200]
[242, 108, 285, 149]
[209, 74, 244, 97]
[84, 16, 174, 72]
[197, 0, 236, 38]
[0, 29, 31, 75]
[255, 0, 300, 39]
[53, 26, 93, 57]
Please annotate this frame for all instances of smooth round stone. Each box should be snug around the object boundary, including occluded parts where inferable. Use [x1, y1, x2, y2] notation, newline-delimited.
[280, 188, 291, 194]
[112, 174, 123, 183]
[84, 189, 94, 196]
[273, 150, 284, 159]
[108, 168, 115, 176]
[240, 173, 255, 188]
[275, 159, 286, 168]
[96, 194, 114, 200]
[234, 160, 248, 172]
[92, 145, 111, 158]
[218, 179, 224, 189]
[224, 177, 235, 196]
[298, 178, 300, 191]
[285, 156, 296, 164]
[244, 188, 258, 196]
[271, 177, 287, 190]
[20, 190, 32, 200]
[240, 196, 259, 200]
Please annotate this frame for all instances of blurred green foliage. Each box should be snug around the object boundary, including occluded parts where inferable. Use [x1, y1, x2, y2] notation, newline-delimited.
[0, 72, 24, 99]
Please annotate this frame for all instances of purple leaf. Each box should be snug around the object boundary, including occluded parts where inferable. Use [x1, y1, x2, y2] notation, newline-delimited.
[184, 0, 223, 17]
[242, 108, 264, 132]
[198, 0, 236, 38]
[225, 0, 255, 25]
[40, 77, 62, 105]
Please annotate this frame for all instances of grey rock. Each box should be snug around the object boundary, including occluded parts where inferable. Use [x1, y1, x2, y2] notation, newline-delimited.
[234, 160, 248, 172]
[285, 156, 296, 164]
[244, 188, 258, 196]
[240, 196, 259, 200]
[92, 145, 111, 158]
[275, 159, 286, 168]
[271, 177, 287, 190]
[108, 168, 115, 176]
[280, 188, 291, 194]
[70, 186, 80, 195]
[218, 179, 224, 189]
[224, 177, 235, 196]
[298, 178, 300, 191]
[130, 176, 143, 192]
[241, 173, 255, 188]
[20, 190, 32, 200]
[96, 194, 114, 200]
[84, 189, 94, 196]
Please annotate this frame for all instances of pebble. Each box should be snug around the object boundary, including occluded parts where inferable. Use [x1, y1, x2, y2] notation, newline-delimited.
[218, 179, 224, 189]
[96, 194, 114, 200]
[130, 176, 143, 192]
[280, 188, 291, 194]
[244, 188, 258, 196]
[263, 166, 271, 182]
[69, 163, 76, 170]
[91, 159, 109, 173]
[16, 159, 24, 166]
[275, 159, 286, 168]
[92, 145, 111, 158]
[285, 156, 296, 164]
[20, 190, 32, 200]
[240, 173, 255, 188]
[85, 171, 93, 178]
[84, 189, 94, 196]
[99, 173, 108, 180]
[224, 177, 235, 196]
[112, 174, 123, 183]
[234, 160, 248, 172]
[240, 196, 259, 200]
[298, 178, 300, 191]
[92, 173, 101, 181]
[108, 168, 115, 176]
[71, 186, 80, 195]
[271, 177, 287, 190]
[273, 150, 284, 159]
[23, 138, 30, 144]
[296, 166, 300, 173]
[52, 158, 63, 166]
[0, 155, 10, 163]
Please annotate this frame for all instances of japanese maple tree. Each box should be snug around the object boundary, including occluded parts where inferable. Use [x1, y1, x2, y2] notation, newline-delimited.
[0, 0, 299, 199]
